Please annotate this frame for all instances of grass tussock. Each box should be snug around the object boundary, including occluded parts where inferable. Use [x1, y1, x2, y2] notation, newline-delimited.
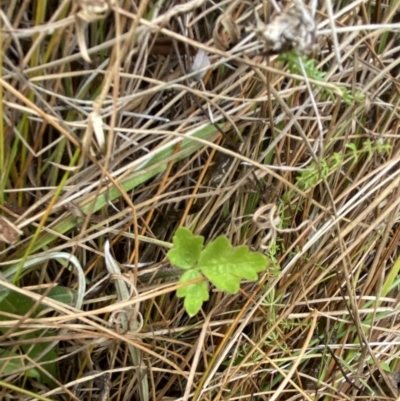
[1, 0, 400, 400]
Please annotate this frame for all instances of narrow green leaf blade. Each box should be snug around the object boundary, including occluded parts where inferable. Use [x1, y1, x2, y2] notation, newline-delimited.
[167, 228, 204, 269]
[6, 124, 220, 260]
[176, 270, 208, 316]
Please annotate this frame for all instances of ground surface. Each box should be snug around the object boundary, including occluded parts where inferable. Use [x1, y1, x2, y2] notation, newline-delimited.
[1, 0, 400, 400]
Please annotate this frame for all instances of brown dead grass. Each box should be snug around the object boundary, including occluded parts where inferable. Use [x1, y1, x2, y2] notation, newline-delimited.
[1, 0, 400, 400]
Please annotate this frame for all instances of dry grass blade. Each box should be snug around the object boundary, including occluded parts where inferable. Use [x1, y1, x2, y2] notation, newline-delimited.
[1, 0, 400, 400]
[104, 240, 148, 401]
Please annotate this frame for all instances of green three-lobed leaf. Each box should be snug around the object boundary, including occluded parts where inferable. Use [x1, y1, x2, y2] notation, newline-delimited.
[167, 228, 269, 316]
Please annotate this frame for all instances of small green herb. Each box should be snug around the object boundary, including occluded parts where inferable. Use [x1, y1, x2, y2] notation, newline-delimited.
[0, 286, 77, 386]
[167, 228, 269, 316]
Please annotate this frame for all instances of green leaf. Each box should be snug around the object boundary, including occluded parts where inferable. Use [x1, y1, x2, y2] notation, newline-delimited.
[0, 348, 41, 379]
[0, 286, 76, 387]
[0, 290, 57, 385]
[38, 286, 77, 305]
[176, 270, 208, 316]
[0, 287, 9, 303]
[21, 335, 58, 386]
[379, 362, 391, 372]
[0, 286, 77, 319]
[0, 290, 36, 317]
[198, 236, 268, 294]
[167, 228, 204, 269]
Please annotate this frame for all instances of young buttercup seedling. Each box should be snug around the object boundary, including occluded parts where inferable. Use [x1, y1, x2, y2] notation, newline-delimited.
[167, 228, 269, 316]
